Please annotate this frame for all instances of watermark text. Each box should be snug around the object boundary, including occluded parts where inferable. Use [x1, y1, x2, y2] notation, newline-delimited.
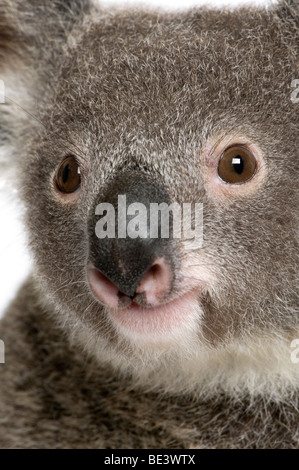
[0, 340, 4, 364]
[0, 79, 5, 104]
[95, 196, 203, 247]
[291, 79, 299, 103]
[290, 339, 299, 364]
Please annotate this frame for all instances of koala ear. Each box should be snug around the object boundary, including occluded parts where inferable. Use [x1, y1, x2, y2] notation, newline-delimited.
[0, 1, 92, 170]
[0, 0, 92, 62]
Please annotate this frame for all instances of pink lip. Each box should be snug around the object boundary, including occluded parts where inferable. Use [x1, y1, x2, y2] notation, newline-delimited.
[107, 289, 200, 336]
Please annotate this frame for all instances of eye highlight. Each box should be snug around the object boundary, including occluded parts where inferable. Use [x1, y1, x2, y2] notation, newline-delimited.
[218, 145, 257, 184]
[56, 156, 81, 193]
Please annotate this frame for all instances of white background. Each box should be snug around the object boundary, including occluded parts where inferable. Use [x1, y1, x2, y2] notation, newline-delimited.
[0, 0, 275, 318]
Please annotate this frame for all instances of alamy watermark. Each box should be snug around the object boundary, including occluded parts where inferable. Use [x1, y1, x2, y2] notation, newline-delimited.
[0, 80, 5, 104]
[290, 79, 299, 104]
[95, 196, 203, 247]
[290, 339, 299, 364]
[0, 340, 4, 364]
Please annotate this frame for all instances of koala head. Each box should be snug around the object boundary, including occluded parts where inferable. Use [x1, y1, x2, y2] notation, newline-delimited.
[1, 1, 298, 394]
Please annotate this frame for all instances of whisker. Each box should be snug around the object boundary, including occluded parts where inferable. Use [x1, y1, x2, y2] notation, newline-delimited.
[51, 279, 88, 296]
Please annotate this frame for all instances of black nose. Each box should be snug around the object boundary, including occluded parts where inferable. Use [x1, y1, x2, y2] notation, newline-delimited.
[88, 171, 175, 299]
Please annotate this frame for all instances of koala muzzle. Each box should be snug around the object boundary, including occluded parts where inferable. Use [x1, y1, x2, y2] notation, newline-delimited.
[87, 172, 175, 308]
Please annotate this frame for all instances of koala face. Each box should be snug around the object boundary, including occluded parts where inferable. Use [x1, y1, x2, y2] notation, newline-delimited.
[1, 1, 298, 390]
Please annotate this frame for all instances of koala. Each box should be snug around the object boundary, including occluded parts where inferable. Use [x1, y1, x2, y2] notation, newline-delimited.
[0, 0, 298, 449]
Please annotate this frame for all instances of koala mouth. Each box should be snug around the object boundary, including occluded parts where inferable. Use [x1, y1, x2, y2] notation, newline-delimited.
[107, 290, 201, 336]
[87, 262, 201, 335]
[87, 259, 173, 309]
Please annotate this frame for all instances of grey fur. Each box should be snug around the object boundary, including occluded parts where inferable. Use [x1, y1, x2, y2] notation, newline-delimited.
[0, 0, 298, 448]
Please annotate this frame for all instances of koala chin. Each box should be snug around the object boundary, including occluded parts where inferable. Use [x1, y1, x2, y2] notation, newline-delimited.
[0, 0, 298, 449]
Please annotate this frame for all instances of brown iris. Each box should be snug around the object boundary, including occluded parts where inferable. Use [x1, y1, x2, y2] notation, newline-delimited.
[218, 146, 257, 184]
[56, 156, 81, 193]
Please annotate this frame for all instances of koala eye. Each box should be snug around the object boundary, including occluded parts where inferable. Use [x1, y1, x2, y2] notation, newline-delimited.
[218, 146, 257, 184]
[56, 156, 81, 193]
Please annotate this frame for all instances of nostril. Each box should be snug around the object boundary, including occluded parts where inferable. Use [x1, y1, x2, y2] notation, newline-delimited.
[149, 263, 160, 279]
[136, 257, 172, 306]
[87, 263, 122, 308]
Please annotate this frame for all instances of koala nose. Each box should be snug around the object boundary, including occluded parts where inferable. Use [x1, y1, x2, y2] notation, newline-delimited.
[87, 257, 172, 308]
[87, 171, 175, 307]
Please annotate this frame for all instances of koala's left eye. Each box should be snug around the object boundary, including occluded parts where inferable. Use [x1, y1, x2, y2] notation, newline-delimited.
[218, 146, 257, 184]
[56, 156, 81, 193]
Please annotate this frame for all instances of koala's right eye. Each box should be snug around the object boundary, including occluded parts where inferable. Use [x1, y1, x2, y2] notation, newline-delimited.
[217, 146, 257, 184]
[56, 156, 81, 194]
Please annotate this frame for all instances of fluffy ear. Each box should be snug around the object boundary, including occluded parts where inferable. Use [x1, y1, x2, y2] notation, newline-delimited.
[0, 0, 92, 62]
[0, 0, 92, 170]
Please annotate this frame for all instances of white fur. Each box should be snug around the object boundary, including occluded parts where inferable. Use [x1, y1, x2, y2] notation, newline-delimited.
[46, 284, 299, 401]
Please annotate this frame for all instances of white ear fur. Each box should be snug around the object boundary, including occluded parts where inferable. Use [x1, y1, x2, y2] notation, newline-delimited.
[0, 66, 40, 178]
[0, 0, 93, 174]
